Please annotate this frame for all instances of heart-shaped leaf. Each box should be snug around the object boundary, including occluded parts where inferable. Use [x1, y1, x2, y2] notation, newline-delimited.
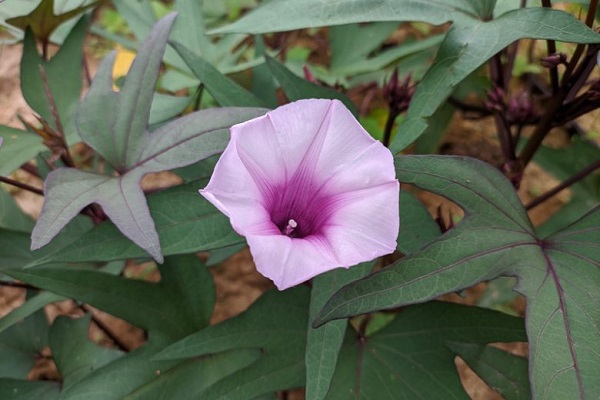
[30, 14, 266, 262]
[315, 155, 600, 399]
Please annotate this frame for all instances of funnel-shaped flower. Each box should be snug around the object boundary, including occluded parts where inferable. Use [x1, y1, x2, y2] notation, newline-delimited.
[201, 99, 399, 290]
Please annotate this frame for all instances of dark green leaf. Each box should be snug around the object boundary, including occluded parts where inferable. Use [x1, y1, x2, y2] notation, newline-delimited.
[171, 41, 266, 108]
[157, 287, 310, 400]
[50, 315, 123, 390]
[265, 56, 357, 116]
[315, 155, 600, 399]
[446, 342, 530, 400]
[0, 379, 59, 400]
[0, 188, 34, 232]
[397, 190, 440, 254]
[5, 254, 216, 342]
[0, 125, 44, 176]
[325, 302, 525, 399]
[20, 14, 89, 139]
[123, 349, 261, 400]
[0, 306, 48, 379]
[306, 263, 373, 400]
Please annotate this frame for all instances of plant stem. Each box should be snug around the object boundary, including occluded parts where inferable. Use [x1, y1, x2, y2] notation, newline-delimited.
[0, 175, 44, 195]
[525, 157, 600, 210]
[518, 86, 569, 167]
[541, 0, 560, 93]
[561, 0, 599, 84]
[382, 109, 399, 148]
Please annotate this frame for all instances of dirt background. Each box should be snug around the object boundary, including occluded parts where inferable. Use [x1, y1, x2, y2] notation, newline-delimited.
[0, 23, 576, 398]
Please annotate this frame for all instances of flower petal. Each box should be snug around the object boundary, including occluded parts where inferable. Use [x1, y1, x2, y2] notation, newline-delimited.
[323, 181, 400, 265]
[247, 234, 341, 290]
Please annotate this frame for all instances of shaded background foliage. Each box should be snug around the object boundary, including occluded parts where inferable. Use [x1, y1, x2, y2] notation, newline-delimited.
[0, 0, 599, 399]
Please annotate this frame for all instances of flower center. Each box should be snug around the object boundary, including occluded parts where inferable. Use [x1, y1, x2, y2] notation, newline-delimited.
[282, 219, 298, 237]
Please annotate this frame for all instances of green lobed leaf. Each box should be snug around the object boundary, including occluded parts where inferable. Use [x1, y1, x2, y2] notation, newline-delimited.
[5, 254, 216, 342]
[50, 315, 124, 390]
[306, 263, 374, 400]
[446, 342, 530, 400]
[30, 180, 241, 265]
[265, 56, 358, 116]
[156, 287, 310, 400]
[391, 8, 600, 152]
[314, 155, 600, 399]
[325, 302, 526, 399]
[31, 14, 267, 262]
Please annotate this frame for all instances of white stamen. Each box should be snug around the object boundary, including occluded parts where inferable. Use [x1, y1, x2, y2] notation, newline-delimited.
[283, 219, 298, 236]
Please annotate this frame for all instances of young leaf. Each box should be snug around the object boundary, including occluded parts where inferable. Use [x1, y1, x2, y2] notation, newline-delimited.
[315, 155, 600, 399]
[31, 14, 267, 262]
[325, 302, 526, 399]
[265, 56, 357, 116]
[49, 315, 123, 390]
[156, 287, 310, 400]
[6, 0, 97, 42]
[5, 254, 216, 342]
[446, 342, 530, 400]
[306, 263, 374, 400]
[0, 292, 65, 335]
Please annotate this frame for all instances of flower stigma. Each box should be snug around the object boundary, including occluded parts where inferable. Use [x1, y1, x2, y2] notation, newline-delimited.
[282, 218, 298, 237]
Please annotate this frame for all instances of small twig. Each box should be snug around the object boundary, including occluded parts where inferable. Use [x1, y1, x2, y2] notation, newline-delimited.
[525, 157, 600, 210]
[561, 0, 599, 85]
[80, 304, 131, 352]
[541, 0, 560, 93]
[20, 162, 40, 178]
[0, 175, 44, 195]
[449, 97, 493, 118]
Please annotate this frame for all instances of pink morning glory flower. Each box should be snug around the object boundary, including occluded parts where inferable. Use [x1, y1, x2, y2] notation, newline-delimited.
[200, 99, 399, 290]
